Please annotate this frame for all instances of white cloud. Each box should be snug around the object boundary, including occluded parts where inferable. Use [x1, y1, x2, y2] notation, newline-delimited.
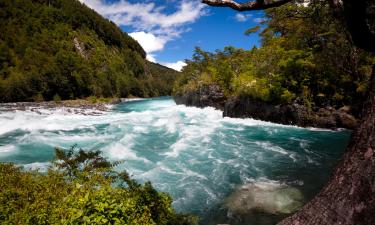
[161, 61, 187, 72]
[129, 31, 167, 53]
[146, 54, 157, 63]
[253, 17, 265, 23]
[79, 0, 206, 63]
[235, 13, 251, 22]
[80, 0, 205, 31]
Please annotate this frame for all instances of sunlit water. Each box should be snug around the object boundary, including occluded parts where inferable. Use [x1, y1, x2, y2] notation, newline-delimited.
[0, 97, 350, 225]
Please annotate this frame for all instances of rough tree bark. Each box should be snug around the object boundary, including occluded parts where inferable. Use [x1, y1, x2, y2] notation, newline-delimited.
[202, 0, 292, 11]
[202, 0, 375, 224]
[278, 67, 375, 225]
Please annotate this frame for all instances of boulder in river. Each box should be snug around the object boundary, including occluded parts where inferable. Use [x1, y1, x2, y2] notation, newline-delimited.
[224, 181, 304, 215]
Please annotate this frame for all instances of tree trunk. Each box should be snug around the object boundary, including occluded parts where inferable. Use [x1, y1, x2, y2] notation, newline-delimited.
[278, 67, 375, 225]
[278, 1, 375, 223]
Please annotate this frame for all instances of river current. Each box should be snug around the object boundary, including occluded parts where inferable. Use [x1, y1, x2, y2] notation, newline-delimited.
[0, 97, 350, 224]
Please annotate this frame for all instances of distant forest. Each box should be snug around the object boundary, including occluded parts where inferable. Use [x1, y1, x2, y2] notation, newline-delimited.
[0, 0, 179, 102]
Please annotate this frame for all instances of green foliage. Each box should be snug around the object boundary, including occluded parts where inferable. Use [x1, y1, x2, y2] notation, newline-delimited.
[0, 0, 180, 103]
[173, 1, 374, 110]
[244, 26, 261, 36]
[280, 89, 296, 104]
[53, 94, 62, 103]
[0, 146, 198, 225]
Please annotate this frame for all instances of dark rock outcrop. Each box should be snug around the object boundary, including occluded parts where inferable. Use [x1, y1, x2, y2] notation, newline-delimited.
[224, 96, 357, 129]
[174, 84, 227, 110]
[173, 84, 357, 130]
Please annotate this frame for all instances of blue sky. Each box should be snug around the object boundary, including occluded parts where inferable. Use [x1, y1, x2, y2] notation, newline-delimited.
[79, 0, 265, 70]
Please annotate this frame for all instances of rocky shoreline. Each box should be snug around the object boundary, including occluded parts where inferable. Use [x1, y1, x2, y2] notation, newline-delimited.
[0, 98, 142, 115]
[173, 84, 358, 130]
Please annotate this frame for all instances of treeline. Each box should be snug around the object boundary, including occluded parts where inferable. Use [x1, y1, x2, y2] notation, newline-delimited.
[174, 1, 374, 111]
[0, 147, 198, 224]
[0, 0, 179, 102]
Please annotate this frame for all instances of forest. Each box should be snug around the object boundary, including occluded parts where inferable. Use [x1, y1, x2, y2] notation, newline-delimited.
[173, 1, 374, 113]
[0, 0, 179, 102]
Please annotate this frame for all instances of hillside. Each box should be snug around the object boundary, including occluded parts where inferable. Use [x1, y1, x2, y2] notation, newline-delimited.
[0, 0, 179, 102]
[173, 1, 374, 128]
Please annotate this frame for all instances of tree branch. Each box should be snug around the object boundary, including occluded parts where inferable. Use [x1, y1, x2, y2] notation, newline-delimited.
[201, 0, 293, 11]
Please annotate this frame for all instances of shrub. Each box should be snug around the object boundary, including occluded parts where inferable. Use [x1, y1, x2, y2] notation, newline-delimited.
[53, 94, 62, 103]
[0, 146, 198, 225]
[33, 93, 45, 102]
[280, 89, 296, 103]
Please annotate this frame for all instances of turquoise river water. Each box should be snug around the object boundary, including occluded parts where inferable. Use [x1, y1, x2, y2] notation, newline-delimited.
[0, 97, 350, 225]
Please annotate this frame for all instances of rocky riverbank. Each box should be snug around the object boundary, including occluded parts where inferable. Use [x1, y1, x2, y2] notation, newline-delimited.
[173, 84, 358, 130]
[0, 98, 124, 115]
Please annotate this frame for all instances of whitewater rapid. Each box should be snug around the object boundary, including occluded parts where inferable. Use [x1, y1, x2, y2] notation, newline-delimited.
[0, 97, 350, 224]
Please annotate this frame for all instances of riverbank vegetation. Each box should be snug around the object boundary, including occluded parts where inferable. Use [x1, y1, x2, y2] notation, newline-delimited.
[0, 0, 179, 103]
[173, 1, 374, 112]
[0, 146, 198, 225]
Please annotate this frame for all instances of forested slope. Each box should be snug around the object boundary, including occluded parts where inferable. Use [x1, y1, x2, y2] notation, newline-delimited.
[0, 0, 179, 102]
[173, 1, 374, 116]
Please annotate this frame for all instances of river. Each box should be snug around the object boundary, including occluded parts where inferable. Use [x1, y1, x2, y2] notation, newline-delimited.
[0, 97, 350, 225]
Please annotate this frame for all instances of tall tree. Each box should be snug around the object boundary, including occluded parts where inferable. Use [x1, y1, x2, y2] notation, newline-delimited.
[202, 0, 375, 224]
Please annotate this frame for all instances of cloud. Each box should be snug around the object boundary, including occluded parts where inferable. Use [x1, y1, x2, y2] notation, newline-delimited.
[129, 31, 167, 53]
[235, 13, 252, 22]
[146, 54, 157, 63]
[80, 0, 206, 62]
[253, 17, 266, 23]
[81, 0, 205, 31]
[161, 61, 187, 72]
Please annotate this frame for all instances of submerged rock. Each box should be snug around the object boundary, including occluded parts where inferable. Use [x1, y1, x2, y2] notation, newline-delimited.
[224, 181, 304, 215]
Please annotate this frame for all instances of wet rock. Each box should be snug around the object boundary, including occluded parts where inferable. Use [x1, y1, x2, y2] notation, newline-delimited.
[174, 84, 226, 110]
[223, 97, 358, 129]
[174, 91, 358, 129]
[334, 110, 357, 128]
[0, 99, 115, 115]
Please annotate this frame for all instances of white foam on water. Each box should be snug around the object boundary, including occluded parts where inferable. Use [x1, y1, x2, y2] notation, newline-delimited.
[105, 134, 150, 164]
[160, 105, 222, 158]
[221, 115, 343, 132]
[166, 139, 189, 157]
[222, 116, 293, 128]
[0, 145, 16, 153]
[121, 98, 145, 102]
[254, 141, 289, 155]
[0, 109, 108, 135]
[22, 162, 51, 172]
[180, 167, 207, 181]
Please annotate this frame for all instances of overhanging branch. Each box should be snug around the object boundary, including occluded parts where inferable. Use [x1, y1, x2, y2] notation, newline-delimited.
[201, 0, 293, 11]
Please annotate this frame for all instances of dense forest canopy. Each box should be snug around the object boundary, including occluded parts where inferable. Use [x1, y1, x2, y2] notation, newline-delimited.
[0, 0, 179, 102]
[174, 1, 374, 112]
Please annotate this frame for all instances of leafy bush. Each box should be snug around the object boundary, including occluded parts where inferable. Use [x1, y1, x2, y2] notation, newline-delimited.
[280, 89, 296, 104]
[53, 94, 62, 103]
[0, 146, 198, 225]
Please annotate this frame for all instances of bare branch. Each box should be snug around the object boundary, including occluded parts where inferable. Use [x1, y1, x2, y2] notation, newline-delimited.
[201, 0, 293, 11]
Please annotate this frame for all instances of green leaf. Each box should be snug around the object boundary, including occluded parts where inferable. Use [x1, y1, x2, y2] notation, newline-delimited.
[244, 26, 261, 36]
